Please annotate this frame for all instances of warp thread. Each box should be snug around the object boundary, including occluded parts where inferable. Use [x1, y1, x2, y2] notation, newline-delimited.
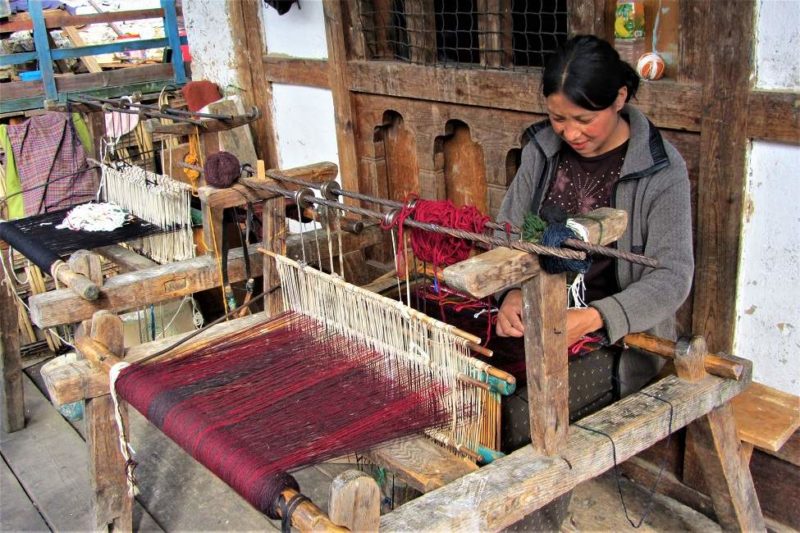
[204, 151, 241, 188]
[115, 311, 452, 516]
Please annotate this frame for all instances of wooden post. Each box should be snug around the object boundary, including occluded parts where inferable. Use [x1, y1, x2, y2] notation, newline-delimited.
[690, 0, 755, 353]
[262, 189, 286, 317]
[69, 250, 104, 287]
[83, 311, 133, 532]
[0, 255, 24, 432]
[328, 470, 381, 532]
[322, 0, 361, 201]
[228, 0, 279, 168]
[675, 334, 765, 532]
[522, 269, 569, 455]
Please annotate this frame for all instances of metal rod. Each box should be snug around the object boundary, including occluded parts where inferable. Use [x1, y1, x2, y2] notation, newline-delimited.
[247, 180, 587, 261]
[70, 95, 214, 124]
[266, 172, 658, 268]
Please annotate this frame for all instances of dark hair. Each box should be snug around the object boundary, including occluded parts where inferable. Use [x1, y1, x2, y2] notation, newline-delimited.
[542, 35, 640, 111]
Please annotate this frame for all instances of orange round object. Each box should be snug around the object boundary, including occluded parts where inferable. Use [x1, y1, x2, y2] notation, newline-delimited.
[636, 52, 666, 80]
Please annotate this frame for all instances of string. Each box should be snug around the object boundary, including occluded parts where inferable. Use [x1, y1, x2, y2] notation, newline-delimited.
[573, 385, 675, 528]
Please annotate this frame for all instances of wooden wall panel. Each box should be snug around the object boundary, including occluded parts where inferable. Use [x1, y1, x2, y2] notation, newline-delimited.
[439, 123, 488, 212]
[352, 93, 546, 218]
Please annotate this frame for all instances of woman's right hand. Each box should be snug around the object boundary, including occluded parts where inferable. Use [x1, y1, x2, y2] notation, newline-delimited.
[496, 289, 525, 337]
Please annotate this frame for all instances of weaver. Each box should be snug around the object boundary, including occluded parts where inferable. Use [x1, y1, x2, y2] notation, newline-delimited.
[112, 252, 510, 518]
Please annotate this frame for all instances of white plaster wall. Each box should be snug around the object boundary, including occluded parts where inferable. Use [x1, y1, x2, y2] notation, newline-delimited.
[182, 0, 239, 90]
[263, 0, 328, 59]
[755, 0, 800, 89]
[271, 84, 338, 169]
[735, 143, 800, 395]
[733, 1, 800, 395]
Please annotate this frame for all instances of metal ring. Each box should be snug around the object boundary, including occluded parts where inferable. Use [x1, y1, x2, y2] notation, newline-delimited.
[319, 180, 339, 201]
[293, 187, 316, 210]
[382, 208, 400, 227]
[405, 197, 418, 209]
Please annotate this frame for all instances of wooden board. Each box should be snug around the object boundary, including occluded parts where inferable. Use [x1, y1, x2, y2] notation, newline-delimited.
[0, 376, 161, 532]
[379, 363, 750, 531]
[366, 437, 478, 493]
[0, 457, 50, 532]
[730, 382, 800, 452]
[28, 245, 264, 329]
[204, 97, 258, 169]
[0, 263, 24, 432]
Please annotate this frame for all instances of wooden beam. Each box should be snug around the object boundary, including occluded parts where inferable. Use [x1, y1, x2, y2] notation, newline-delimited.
[95, 245, 158, 273]
[568, 0, 606, 35]
[323, 0, 361, 200]
[62, 27, 103, 73]
[380, 359, 751, 531]
[691, 0, 755, 353]
[228, 0, 279, 168]
[1, 63, 186, 110]
[29, 227, 384, 329]
[522, 270, 568, 454]
[746, 90, 800, 144]
[0, 263, 24, 432]
[686, 405, 765, 531]
[443, 208, 628, 298]
[347, 61, 703, 132]
[0, 8, 172, 34]
[40, 356, 109, 407]
[144, 108, 261, 136]
[263, 56, 330, 89]
[29, 245, 263, 329]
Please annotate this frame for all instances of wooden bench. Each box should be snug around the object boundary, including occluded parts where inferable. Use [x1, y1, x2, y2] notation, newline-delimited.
[730, 381, 800, 461]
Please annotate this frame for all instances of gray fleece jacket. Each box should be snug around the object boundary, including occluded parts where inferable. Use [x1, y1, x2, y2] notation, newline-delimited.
[497, 105, 694, 393]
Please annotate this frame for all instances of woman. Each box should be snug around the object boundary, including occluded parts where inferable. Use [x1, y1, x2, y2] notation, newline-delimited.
[496, 35, 694, 448]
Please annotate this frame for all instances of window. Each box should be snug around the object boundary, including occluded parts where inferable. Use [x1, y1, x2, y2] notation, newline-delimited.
[359, 0, 568, 69]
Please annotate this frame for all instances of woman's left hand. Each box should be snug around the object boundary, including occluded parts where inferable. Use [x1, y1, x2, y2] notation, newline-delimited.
[566, 307, 604, 346]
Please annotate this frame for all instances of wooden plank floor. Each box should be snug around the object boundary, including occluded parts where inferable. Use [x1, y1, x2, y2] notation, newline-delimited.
[2, 360, 722, 532]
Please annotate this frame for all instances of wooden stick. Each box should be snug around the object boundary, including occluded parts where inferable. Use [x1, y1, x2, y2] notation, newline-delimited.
[277, 488, 347, 532]
[623, 332, 744, 381]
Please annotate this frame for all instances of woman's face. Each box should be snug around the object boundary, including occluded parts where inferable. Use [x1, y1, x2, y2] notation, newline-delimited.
[545, 87, 629, 158]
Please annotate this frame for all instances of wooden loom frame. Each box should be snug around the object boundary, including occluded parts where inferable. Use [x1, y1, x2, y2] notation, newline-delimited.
[33, 161, 763, 531]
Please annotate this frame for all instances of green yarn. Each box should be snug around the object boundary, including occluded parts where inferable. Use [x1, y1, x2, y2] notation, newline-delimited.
[521, 212, 547, 243]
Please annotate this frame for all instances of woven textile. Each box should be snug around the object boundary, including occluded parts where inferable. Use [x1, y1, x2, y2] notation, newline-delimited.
[5, 113, 96, 215]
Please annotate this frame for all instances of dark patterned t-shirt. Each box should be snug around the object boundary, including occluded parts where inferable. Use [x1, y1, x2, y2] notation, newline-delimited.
[542, 141, 628, 301]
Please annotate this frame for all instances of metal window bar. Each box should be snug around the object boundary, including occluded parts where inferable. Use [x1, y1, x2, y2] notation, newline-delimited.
[358, 0, 568, 70]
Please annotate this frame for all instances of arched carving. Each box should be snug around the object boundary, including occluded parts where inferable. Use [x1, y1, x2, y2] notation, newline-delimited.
[505, 148, 521, 187]
[372, 110, 419, 202]
[435, 120, 487, 212]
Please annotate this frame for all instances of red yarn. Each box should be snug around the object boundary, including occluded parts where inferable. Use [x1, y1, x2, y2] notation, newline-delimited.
[382, 196, 490, 271]
[116, 311, 452, 515]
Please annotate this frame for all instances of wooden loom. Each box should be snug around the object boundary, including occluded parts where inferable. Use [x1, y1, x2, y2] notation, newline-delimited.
[35, 161, 763, 531]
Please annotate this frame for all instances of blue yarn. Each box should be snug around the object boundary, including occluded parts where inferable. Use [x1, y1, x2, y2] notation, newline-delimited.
[540, 223, 592, 274]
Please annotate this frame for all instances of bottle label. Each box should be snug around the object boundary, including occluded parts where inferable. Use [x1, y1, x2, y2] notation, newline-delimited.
[615, 2, 645, 40]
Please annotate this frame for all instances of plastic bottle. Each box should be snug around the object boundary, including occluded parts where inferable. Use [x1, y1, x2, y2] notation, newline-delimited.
[614, 0, 646, 67]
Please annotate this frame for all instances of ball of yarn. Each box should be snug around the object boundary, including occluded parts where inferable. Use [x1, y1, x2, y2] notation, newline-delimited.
[204, 151, 241, 188]
[540, 223, 592, 275]
[636, 52, 665, 81]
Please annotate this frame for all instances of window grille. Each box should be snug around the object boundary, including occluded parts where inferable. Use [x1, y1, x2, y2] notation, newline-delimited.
[358, 0, 568, 70]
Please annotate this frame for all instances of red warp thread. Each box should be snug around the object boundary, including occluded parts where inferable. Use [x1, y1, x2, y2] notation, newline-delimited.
[115, 312, 453, 517]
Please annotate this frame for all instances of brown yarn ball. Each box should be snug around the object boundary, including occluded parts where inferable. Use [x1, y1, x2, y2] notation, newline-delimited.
[204, 151, 241, 188]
